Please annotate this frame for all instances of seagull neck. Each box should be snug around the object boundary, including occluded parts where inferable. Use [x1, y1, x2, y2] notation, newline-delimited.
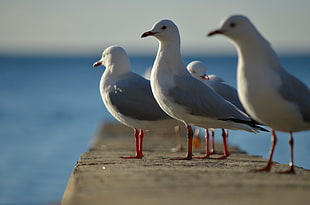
[155, 39, 187, 75]
[106, 63, 131, 77]
[235, 33, 281, 68]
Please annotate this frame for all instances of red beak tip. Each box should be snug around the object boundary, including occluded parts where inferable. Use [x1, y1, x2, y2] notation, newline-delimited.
[207, 30, 223, 37]
[93, 62, 101, 67]
[141, 31, 154, 38]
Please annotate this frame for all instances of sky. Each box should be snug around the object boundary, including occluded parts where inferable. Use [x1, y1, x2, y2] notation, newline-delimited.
[1, 0, 310, 56]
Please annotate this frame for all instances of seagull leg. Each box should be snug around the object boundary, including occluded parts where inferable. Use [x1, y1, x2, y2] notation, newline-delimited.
[194, 128, 210, 159]
[171, 125, 193, 160]
[121, 128, 143, 159]
[216, 128, 230, 160]
[251, 129, 277, 172]
[138, 129, 144, 158]
[210, 130, 216, 154]
[277, 132, 295, 174]
[185, 125, 194, 159]
[171, 126, 184, 152]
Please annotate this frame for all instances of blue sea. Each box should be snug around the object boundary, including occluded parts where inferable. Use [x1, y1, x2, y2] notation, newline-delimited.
[0, 54, 309, 204]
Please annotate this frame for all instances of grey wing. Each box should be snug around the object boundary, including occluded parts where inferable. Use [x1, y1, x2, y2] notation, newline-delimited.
[108, 73, 171, 121]
[205, 80, 246, 113]
[169, 75, 250, 121]
[279, 70, 310, 122]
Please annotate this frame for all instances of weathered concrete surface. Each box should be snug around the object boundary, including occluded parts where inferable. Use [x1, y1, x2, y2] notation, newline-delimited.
[62, 123, 310, 205]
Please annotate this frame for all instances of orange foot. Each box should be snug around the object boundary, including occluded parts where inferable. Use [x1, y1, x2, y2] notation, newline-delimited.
[120, 155, 143, 159]
[194, 154, 210, 159]
[215, 154, 229, 160]
[250, 163, 272, 173]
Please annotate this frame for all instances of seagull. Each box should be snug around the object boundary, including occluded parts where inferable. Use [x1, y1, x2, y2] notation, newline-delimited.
[187, 61, 245, 112]
[187, 60, 247, 158]
[93, 45, 181, 159]
[208, 14, 310, 173]
[141, 19, 267, 160]
[187, 60, 225, 83]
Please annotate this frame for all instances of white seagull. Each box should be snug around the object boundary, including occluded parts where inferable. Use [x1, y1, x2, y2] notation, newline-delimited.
[187, 61, 247, 158]
[208, 15, 310, 173]
[141, 19, 266, 160]
[187, 61, 245, 112]
[93, 46, 181, 159]
[187, 60, 225, 82]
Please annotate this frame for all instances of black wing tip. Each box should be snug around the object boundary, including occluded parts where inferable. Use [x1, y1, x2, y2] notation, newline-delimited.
[219, 118, 270, 132]
[253, 125, 269, 132]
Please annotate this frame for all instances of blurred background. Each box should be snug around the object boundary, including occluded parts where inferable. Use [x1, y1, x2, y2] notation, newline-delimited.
[0, 0, 309, 204]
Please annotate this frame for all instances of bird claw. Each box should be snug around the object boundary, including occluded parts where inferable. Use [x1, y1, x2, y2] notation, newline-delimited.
[193, 155, 210, 159]
[170, 155, 192, 160]
[211, 151, 224, 155]
[215, 155, 229, 160]
[276, 166, 295, 174]
[120, 155, 143, 159]
[250, 164, 272, 173]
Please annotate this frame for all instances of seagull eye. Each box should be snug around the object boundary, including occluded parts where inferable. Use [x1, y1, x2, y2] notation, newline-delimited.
[161, 26, 167, 30]
[230, 23, 236, 28]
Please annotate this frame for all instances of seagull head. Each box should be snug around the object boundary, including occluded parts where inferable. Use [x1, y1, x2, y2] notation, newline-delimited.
[93, 46, 130, 70]
[141, 19, 180, 42]
[187, 61, 209, 80]
[207, 15, 255, 40]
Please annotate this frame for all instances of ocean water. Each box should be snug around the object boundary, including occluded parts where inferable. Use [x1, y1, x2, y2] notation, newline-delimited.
[0, 54, 309, 204]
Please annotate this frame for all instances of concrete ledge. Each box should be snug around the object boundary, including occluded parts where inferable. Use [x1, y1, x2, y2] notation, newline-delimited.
[61, 123, 310, 205]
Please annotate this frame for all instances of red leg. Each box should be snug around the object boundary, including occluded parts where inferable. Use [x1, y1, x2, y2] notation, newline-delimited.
[194, 128, 210, 159]
[216, 129, 230, 160]
[278, 132, 295, 174]
[138, 129, 144, 157]
[121, 128, 143, 159]
[171, 125, 193, 160]
[251, 129, 277, 172]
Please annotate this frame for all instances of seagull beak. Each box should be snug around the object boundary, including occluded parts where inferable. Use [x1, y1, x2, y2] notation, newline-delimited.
[93, 60, 102, 67]
[201, 74, 209, 80]
[207, 29, 223, 37]
[141, 31, 156, 38]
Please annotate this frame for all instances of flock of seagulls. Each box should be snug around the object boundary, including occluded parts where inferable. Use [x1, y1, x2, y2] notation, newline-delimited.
[93, 15, 310, 174]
